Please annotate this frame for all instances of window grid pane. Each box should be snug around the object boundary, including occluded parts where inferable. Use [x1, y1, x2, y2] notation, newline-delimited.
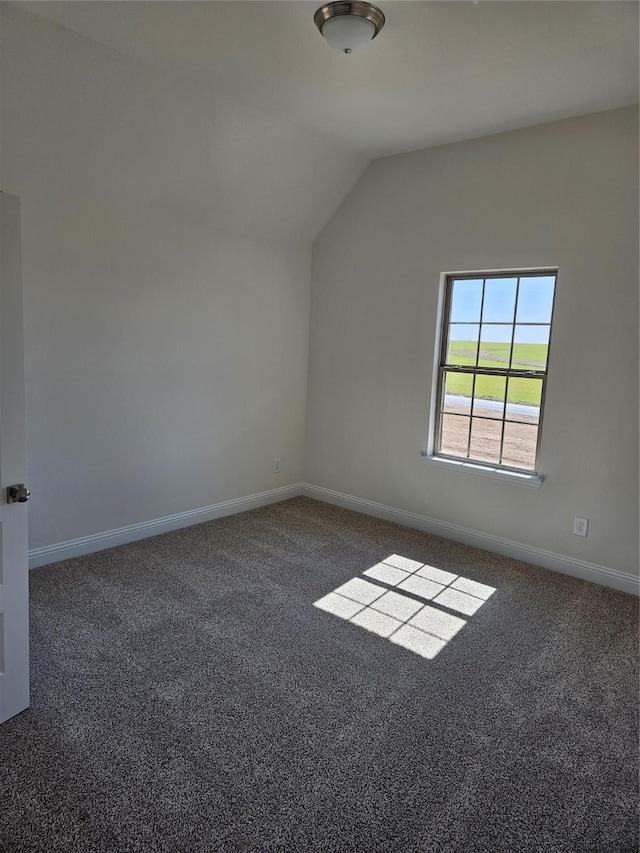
[440, 413, 471, 458]
[469, 417, 502, 464]
[436, 271, 556, 474]
[507, 277, 520, 370]
[446, 325, 479, 366]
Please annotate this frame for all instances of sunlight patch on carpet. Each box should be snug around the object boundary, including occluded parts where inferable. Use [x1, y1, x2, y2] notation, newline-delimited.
[314, 554, 496, 659]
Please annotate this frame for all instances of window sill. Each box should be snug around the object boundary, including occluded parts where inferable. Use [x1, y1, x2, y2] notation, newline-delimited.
[421, 453, 543, 489]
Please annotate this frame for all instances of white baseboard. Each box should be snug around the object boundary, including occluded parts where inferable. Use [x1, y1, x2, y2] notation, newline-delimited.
[29, 483, 304, 569]
[301, 483, 639, 597]
[29, 480, 639, 597]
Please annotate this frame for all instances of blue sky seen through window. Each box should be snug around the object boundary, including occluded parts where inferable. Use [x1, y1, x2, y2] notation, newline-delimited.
[450, 276, 555, 343]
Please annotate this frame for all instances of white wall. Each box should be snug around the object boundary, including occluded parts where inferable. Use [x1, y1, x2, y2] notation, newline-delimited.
[306, 107, 639, 579]
[0, 7, 366, 550]
[2, 8, 637, 583]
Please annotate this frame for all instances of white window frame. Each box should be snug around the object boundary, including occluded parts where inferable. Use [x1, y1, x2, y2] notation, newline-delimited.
[425, 268, 557, 485]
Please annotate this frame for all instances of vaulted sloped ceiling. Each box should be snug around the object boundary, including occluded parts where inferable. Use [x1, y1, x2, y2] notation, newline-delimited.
[6, 1, 638, 245]
[15, 1, 640, 158]
[2, 4, 367, 246]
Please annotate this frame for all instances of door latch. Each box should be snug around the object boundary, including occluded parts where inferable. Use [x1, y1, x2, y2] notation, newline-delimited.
[7, 484, 30, 503]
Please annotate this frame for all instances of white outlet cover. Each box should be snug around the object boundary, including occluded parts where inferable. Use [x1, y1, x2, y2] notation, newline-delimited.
[573, 517, 589, 537]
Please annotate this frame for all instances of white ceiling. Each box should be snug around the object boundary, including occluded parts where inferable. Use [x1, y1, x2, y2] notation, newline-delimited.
[15, 0, 640, 159]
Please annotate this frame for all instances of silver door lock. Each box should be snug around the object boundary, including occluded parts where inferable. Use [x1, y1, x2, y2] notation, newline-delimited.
[7, 484, 30, 503]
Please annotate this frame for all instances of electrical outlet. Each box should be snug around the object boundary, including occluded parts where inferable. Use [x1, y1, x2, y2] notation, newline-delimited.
[573, 517, 588, 537]
[274, 458, 281, 474]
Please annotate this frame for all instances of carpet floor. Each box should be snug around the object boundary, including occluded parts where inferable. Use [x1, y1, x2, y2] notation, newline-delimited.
[1, 497, 638, 852]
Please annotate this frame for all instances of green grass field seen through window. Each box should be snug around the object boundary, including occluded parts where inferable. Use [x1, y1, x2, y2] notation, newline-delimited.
[445, 341, 547, 405]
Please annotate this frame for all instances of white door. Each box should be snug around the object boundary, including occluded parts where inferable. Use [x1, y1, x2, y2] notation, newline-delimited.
[0, 192, 29, 723]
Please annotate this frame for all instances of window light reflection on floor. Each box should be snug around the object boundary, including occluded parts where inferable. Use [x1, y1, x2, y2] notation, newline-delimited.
[313, 554, 496, 659]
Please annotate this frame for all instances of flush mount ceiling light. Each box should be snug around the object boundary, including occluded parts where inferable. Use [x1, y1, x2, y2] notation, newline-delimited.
[314, 1, 385, 54]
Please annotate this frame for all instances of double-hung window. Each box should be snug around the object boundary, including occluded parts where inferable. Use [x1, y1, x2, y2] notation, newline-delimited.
[433, 270, 556, 476]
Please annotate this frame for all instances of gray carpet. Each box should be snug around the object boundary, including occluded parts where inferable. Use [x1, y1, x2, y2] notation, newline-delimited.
[1, 497, 638, 852]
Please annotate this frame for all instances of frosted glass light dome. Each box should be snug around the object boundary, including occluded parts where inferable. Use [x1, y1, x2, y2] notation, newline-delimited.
[314, 2, 385, 55]
[321, 15, 376, 54]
